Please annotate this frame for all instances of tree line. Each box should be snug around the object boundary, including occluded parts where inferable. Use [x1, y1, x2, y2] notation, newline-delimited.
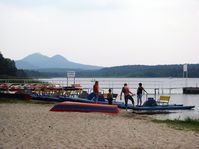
[0, 52, 26, 78]
[76, 64, 199, 78]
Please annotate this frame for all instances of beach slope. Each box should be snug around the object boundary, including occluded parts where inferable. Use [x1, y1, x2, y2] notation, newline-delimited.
[0, 103, 199, 149]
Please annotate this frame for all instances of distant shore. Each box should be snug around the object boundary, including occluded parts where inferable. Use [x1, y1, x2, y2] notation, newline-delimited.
[0, 103, 199, 148]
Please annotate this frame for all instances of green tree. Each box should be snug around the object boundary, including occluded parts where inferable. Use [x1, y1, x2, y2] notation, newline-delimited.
[0, 52, 17, 77]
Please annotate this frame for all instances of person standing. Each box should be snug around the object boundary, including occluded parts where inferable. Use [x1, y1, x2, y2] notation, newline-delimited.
[120, 83, 134, 110]
[93, 81, 99, 103]
[107, 88, 113, 105]
[137, 83, 147, 106]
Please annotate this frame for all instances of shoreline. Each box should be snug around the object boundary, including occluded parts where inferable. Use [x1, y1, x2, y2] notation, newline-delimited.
[0, 103, 199, 148]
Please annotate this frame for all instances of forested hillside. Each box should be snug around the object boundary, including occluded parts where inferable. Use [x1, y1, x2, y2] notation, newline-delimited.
[76, 64, 199, 78]
[0, 52, 26, 78]
[23, 64, 199, 78]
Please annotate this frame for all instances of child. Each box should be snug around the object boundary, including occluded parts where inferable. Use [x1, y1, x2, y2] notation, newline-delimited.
[92, 81, 99, 103]
[107, 88, 113, 105]
[137, 83, 147, 106]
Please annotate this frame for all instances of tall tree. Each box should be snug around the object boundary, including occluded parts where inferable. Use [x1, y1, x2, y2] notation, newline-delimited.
[0, 52, 17, 77]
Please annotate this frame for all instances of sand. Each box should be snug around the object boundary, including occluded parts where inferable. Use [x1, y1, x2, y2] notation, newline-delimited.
[0, 103, 199, 149]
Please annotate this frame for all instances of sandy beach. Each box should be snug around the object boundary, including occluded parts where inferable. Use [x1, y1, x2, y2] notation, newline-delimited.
[0, 103, 199, 149]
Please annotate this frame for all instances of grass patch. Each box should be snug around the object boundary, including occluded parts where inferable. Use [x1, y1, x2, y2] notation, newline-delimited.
[152, 118, 199, 132]
[0, 98, 57, 104]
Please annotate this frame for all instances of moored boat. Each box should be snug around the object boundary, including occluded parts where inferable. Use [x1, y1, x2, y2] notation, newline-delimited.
[50, 102, 119, 113]
[0, 92, 31, 100]
[131, 105, 195, 111]
[32, 94, 126, 104]
[130, 97, 195, 111]
[31, 94, 63, 102]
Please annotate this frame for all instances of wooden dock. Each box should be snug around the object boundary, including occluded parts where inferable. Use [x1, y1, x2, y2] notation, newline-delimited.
[183, 87, 199, 94]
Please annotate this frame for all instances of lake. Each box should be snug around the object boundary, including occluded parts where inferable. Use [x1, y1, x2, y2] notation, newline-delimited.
[40, 77, 199, 120]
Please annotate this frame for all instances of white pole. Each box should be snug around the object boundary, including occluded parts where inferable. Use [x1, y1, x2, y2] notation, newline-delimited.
[183, 64, 188, 87]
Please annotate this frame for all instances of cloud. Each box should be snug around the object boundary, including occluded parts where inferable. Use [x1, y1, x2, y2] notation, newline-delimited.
[0, 0, 127, 10]
[0, 0, 198, 66]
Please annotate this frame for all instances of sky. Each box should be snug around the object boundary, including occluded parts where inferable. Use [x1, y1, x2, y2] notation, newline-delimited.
[0, 0, 198, 67]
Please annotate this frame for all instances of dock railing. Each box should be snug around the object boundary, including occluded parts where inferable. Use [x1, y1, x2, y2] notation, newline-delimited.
[0, 78, 193, 95]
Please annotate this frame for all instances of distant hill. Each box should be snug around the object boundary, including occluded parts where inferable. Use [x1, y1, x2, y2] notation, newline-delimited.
[75, 64, 199, 78]
[86, 64, 199, 77]
[15, 53, 103, 70]
[22, 64, 199, 78]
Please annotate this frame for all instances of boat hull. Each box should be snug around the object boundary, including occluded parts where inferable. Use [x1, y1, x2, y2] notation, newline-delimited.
[31, 95, 134, 109]
[59, 96, 124, 105]
[132, 105, 195, 111]
[31, 94, 63, 102]
[0, 92, 31, 100]
[50, 102, 119, 113]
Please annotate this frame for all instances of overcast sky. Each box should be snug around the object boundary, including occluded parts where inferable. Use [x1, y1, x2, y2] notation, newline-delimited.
[0, 0, 198, 67]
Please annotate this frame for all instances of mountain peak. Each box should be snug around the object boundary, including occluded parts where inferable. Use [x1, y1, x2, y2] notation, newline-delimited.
[31, 52, 42, 56]
[27, 52, 44, 57]
[52, 54, 62, 57]
[23, 52, 48, 59]
[51, 54, 68, 61]
[16, 53, 103, 70]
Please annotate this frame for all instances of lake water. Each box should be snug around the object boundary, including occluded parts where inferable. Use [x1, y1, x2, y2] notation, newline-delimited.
[40, 78, 199, 120]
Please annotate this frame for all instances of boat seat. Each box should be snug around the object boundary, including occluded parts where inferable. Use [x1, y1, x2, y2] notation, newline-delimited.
[157, 96, 170, 105]
[103, 93, 108, 98]
[103, 93, 118, 100]
[78, 91, 89, 98]
[64, 91, 71, 97]
[71, 84, 82, 89]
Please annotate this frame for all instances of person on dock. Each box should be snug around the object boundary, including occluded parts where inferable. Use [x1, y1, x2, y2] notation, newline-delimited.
[107, 88, 113, 105]
[120, 83, 135, 110]
[137, 83, 148, 106]
[93, 81, 99, 103]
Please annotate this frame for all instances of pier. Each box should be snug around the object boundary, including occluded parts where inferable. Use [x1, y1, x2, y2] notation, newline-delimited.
[183, 87, 199, 94]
